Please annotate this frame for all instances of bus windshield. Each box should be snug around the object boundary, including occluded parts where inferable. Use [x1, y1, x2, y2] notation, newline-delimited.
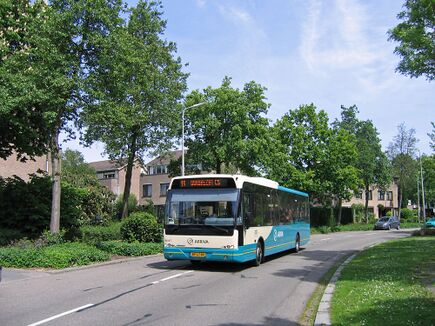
[166, 188, 239, 226]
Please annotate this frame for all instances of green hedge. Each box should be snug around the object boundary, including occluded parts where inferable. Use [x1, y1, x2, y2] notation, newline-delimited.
[97, 241, 162, 256]
[80, 222, 122, 244]
[0, 242, 110, 269]
[120, 212, 162, 243]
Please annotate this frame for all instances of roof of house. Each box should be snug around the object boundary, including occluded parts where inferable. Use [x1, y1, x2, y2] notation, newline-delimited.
[89, 158, 144, 172]
[146, 150, 182, 166]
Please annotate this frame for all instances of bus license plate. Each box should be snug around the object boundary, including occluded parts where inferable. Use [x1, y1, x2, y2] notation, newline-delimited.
[191, 252, 206, 257]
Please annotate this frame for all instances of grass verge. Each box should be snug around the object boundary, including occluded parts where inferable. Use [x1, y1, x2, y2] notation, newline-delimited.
[0, 242, 111, 269]
[97, 241, 162, 256]
[331, 236, 435, 325]
[298, 254, 350, 326]
[311, 222, 423, 234]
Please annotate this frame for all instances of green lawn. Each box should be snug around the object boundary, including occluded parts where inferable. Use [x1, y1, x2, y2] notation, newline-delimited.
[331, 236, 435, 326]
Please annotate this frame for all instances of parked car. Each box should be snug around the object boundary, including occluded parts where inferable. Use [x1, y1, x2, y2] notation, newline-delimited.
[425, 217, 435, 228]
[374, 216, 400, 230]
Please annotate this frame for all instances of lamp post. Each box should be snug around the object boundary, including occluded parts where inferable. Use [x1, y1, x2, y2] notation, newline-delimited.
[182, 102, 206, 176]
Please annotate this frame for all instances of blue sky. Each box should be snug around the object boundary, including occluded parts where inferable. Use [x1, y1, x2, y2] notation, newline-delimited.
[65, 0, 434, 162]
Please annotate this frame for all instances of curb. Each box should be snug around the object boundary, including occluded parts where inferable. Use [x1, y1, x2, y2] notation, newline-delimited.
[314, 253, 356, 325]
[47, 253, 163, 274]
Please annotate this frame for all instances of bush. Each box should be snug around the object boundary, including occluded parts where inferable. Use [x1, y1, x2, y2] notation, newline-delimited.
[34, 229, 66, 247]
[121, 212, 162, 243]
[401, 208, 416, 221]
[80, 222, 122, 245]
[97, 241, 162, 256]
[0, 175, 115, 240]
[0, 242, 110, 269]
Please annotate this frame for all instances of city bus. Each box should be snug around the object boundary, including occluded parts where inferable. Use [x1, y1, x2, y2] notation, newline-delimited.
[163, 174, 310, 265]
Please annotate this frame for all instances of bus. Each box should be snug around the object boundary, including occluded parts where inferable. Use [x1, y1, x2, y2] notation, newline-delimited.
[163, 174, 310, 265]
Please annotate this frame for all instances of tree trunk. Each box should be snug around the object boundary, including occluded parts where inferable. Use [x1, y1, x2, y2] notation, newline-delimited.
[121, 133, 138, 219]
[216, 160, 221, 174]
[50, 132, 61, 233]
[397, 185, 402, 221]
[337, 198, 343, 226]
[364, 185, 370, 224]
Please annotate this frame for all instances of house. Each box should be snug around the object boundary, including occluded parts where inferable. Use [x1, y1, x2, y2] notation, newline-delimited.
[0, 152, 51, 181]
[88, 159, 145, 201]
[342, 180, 399, 219]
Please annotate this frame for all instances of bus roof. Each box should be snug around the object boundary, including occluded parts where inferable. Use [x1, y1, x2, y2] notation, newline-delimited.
[169, 174, 309, 197]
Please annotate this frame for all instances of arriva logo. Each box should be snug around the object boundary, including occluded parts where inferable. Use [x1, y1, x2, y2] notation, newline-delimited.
[273, 230, 284, 241]
[187, 238, 209, 245]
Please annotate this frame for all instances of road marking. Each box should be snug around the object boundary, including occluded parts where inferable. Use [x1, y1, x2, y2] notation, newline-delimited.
[27, 304, 94, 326]
[151, 270, 194, 285]
[366, 233, 378, 236]
[320, 238, 332, 241]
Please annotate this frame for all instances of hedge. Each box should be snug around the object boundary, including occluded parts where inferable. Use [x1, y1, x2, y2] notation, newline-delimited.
[97, 241, 162, 256]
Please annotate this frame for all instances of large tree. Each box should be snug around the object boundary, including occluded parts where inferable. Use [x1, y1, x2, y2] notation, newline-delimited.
[184, 77, 270, 175]
[0, 0, 50, 160]
[81, 0, 188, 218]
[270, 104, 330, 200]
[388, 123, 419, 218]
[1, 0, 123, 232]
[388, 0, 435, 81]
[429, 122, 435, 151]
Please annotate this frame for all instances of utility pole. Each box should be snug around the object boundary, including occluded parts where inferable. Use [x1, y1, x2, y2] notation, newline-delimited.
[417, 175, 420, 223]
[419, 155, 426, 222]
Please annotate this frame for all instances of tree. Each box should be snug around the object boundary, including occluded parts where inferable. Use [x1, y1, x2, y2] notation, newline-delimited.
[1, 0, 123, 233]
[0, 0, 50, 160]
[81, 0, 188, 218]
[184, 77, 270, 175]
[61, 149, 98, 188]
[269, 104, 330, 200]
[388, 123, 419, 218]
[335, 106, 391, 222]
[421, 154, 435, 210]
[388, 0, 435, 81]
[323, 127, 360, 225]
[429, 122, 435, 151]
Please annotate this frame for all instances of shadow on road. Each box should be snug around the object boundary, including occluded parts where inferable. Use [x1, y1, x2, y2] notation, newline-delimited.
[214, 316, 299, 326]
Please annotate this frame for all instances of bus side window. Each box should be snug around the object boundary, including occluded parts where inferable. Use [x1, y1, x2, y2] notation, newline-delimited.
[243, 193, 253, 225]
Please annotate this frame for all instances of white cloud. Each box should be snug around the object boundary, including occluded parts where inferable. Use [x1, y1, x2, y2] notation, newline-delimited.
[217, 4, 253, 25]
[300, 0, 382, 70]
[196, 0, 206, 8]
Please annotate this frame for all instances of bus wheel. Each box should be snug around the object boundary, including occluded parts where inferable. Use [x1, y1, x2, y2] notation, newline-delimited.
[293, 234, 300, 253]
[254, 242, 263, 266]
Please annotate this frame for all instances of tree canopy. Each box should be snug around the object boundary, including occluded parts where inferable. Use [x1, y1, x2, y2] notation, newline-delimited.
[81, 0, 188, 218]
[388, 0, 435, 81]
[184, 76, 270, 175]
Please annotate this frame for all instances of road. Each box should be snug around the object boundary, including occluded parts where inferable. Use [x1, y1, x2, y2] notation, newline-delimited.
[0, 230, 412, 326]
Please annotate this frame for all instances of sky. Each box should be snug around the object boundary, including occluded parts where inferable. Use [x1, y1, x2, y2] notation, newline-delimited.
[64, 0, 434, 163]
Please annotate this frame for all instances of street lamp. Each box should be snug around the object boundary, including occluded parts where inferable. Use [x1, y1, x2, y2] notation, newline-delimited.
[182, 102, 206, 176]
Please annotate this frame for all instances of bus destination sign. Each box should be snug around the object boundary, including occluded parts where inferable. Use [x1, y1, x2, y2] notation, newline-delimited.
[172, 178, 236, 189]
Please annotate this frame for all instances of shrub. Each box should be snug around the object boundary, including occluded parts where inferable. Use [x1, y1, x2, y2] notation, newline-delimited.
[0, 175, 115, 240]
[121, 212, 162, 243]
[97, 241, 162, 256]
[0, 242, 110, 269]
[34, 229, 66, 247]
[80, 222, 122, 244]
[400, 208, 416, 221]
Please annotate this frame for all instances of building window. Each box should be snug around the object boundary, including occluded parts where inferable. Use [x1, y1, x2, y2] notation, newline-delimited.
[103, 171, 116, 179]
[355, 192, 363, 199]
[387, 191, 393, 201]
[368, 190, 373, 200]
[160, 183, 169, 197]
[378, 191, 385, 200]
[148, 165, 168, 175]
[143, 184, 152, 197]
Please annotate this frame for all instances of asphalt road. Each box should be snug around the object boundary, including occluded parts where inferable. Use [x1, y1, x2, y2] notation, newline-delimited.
[0, 229, 413, 326]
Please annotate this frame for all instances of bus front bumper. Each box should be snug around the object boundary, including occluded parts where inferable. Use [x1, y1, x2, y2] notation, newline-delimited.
[163, 246, 256, 263]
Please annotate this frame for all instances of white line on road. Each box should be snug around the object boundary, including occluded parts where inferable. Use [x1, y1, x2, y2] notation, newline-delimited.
[320, 238, 332, 241]
[155, 270, 193, 284]
[27, 304, 94, 326]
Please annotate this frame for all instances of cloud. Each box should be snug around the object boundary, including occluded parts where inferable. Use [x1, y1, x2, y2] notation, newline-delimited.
[217, 4, 253, 25]
[195, 0, 206, 8]
[299, 0, 383, 70]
